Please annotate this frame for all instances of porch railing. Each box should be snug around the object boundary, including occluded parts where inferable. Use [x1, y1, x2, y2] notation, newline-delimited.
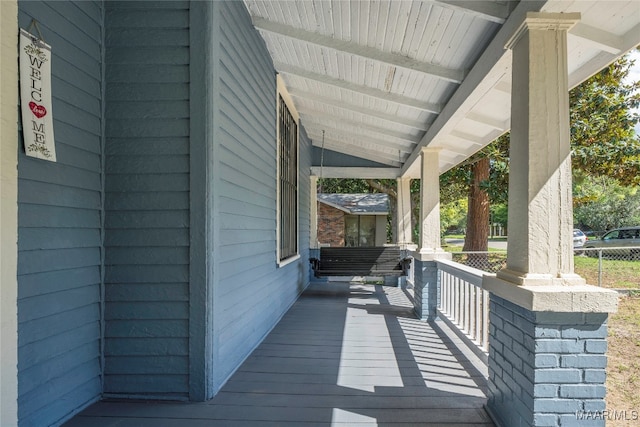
[437, 259, 491, 363]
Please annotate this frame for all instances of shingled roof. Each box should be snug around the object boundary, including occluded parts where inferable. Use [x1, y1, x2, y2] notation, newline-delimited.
[317, 193, 389, 215]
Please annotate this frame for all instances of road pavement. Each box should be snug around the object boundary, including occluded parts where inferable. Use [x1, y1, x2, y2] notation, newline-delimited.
[445, 238, 507, 251]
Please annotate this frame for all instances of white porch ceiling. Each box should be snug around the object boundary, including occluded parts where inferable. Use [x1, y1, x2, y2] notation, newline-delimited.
[243, 0, 640, 178]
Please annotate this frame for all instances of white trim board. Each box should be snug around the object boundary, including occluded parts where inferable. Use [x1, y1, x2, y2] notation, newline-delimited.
[0, 1, 19, 425]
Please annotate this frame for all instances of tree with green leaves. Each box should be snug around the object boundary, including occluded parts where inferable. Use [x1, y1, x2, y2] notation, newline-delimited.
[574, 175, 640, 233]
[570, 55, 640, 186]
[446, 52, 640, 250]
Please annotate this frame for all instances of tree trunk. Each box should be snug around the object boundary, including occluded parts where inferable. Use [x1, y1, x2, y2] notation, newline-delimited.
[463, 157, 490, 252]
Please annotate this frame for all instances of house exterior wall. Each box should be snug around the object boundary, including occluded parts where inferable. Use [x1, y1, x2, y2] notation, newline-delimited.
[318, 203, 345, 246]
[103, 1, 191, 399]
[317, 203, 387, 247]
[16, 1, 104, 426]
[208, 0, 311, 393]
[10, 0, 313, 421]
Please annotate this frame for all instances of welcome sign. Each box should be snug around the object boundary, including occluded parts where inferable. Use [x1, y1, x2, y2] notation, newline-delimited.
[20, 28, 56, 161]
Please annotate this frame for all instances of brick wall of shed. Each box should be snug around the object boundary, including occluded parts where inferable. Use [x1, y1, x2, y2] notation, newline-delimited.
[318, 203, 344, 247]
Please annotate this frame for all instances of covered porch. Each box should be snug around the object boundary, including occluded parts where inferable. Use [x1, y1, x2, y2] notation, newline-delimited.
[66, 281, 493, 426]
[1, 1, 638, 426]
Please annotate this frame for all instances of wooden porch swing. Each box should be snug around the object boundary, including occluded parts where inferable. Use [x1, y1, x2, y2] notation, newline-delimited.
[310, 246, 411, 278]
[310, 132, 411, 278]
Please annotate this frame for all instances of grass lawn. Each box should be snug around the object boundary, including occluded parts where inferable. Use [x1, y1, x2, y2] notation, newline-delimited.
[607, 295, 640, 425]
[574, 256, 640, 289]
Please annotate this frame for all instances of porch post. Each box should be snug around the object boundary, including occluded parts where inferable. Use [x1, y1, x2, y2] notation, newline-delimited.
[396, 177, 414, 250]
[499, 12, 582, 286]
[418, 148, 443, 254]
[412, 148, 450, 320]
[310, 175, 319, 250]
[483, 13, 618, 427]
[0, 1, 19, 425]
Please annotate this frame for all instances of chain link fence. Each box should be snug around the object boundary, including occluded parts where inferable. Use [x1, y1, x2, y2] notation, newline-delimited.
[451, 252, 507, 274]
[575, 246, 640, 288]
[451, 247, 640, 288]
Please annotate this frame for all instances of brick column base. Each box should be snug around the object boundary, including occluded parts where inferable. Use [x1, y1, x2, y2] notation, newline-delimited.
[413, 259, 439, 320]
[487, 294, 608, 427]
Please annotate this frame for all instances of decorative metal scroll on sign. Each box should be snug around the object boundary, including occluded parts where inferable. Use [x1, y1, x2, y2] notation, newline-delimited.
[19, 21, 56, 161]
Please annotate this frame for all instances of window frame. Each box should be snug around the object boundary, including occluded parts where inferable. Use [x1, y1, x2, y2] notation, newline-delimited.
[276, 76, 300, 266]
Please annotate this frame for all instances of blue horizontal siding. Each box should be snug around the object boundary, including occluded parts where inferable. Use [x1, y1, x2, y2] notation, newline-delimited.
[18, 247, 101, 275]
[106, 283, 188, 302]
[105, 192, 189, 211]
[106, 319, 188, 337]
[19, 180, 101, 210]
[54, 122, 102, 153]
[106, 83, 189, 101]
[106, 247, 189, 265]
[104, 338, 189, 356]
[104, 356, 188, 375]
[105, 156, 189, 174]
[19, 366, 101, 427]
[105, 301, 188, 320]
[52, 76, 101, 116]
[105, 265, 188, 284]
[19, 205, 100, 228]
[106, 101, 189, 120]
[106, 8, 189, 28]
[105, 211, 189, 229]
[105, 138, 189, 157]
[108, 64, 189, 83]
[19, 304, 100, 346]
[312, 146, 391, 168]
[18, 228, 101, 250]
[104, 375, 189, 395]
[19, 321, 100, 373]
[17, 7, 104, 427]
[18, 286, 100, 324]
[18, 162, 101, 191]
[103, 0, 191, 399]
[19, 342, 100, 397]
[208, 1, 311, 393]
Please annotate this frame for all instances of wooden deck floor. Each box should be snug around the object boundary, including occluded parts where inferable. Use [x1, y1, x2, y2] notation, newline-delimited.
[65, 282, 494, 426]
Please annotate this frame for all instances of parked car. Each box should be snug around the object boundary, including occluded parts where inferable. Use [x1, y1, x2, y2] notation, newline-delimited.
[573, 229, 587, 248]
[582, 226, 640, 259]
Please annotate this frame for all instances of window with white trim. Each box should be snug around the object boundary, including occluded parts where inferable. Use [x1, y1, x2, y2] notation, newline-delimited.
[278, 94, 298, 262]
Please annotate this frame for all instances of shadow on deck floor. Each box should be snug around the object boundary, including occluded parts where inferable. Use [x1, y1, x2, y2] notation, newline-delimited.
[65, 282, 494, 426]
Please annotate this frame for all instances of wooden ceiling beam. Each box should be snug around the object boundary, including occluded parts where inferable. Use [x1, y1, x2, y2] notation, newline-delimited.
[252, 17, 465, 83]
[291, 89, 429, 131]
[276, 62, 442, 114]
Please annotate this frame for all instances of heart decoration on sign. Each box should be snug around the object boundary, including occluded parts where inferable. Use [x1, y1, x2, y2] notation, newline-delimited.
[29, 101, 47, 118]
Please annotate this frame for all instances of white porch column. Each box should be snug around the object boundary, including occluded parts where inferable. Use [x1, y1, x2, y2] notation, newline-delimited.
[418, 148, 444, 254]
[412, 148, 449, 319]
[484, 11, 617, 312]
[498, 12, 584, 286]
[396, 177, 413, 249]
[0, 1, 19, 425]
[484, 15, 618, 426]
[310, 175, 318, 249]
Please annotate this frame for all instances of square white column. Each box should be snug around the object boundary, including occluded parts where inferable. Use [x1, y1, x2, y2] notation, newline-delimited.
[310, 175, 318, 249]
[396, 177, 413, 249]
[499, 12, 584, 286]
[418, 148, 445, 256]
